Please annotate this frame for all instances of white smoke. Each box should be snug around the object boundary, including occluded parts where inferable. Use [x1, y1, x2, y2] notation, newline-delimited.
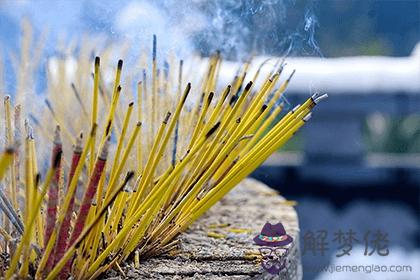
[114, 1, 207, 58]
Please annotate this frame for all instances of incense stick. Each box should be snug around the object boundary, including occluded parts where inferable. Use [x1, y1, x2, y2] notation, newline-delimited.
[0, 36, 327, 279]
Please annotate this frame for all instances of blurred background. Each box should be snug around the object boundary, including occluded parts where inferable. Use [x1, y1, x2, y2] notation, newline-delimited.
[0, 0, 419, 279]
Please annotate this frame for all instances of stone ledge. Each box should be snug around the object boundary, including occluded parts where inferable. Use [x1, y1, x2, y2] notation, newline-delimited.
[104, 178, 301, 280]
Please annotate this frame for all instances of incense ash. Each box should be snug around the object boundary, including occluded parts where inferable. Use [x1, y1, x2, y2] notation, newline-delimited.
[0, 33, 327, 279]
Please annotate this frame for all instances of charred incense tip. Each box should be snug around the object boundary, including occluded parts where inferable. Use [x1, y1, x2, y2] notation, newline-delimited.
[95, 56, 100, 67]
[163, 112, 172, 124]
[287, 69, 296, 82]
[117, 59, 123, 71]
[124, 171, 135, 185]
[53, 150, 63, 168]
[206, 122, 221, 138]
[222, 85, 231, 102]
[207, 92, 214, 105]
[152, 34, 157, 60]
[137, 81, 142, 86]
[244, 81, 253, 91]
[35, 173, 41, 187]
[128, 102, 134, 107]
[117, 85, 122, 92]
[5, 146, 15, 154]
[229, 94, 238, 106]
[105, 120, 112, 136]
[136, 121, 142, 127]
[303, 112, 313, 122]
[4, 95, 10, 102]
[181, 83, 191, 103]
[35, 172, 41, 187]
[261, 104, 268, 112]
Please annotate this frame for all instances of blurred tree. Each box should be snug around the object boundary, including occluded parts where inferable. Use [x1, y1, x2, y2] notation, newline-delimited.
[310, 0, 419, 57]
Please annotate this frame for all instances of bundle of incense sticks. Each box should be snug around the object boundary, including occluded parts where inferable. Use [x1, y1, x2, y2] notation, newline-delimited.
[0, 34, 327, 279]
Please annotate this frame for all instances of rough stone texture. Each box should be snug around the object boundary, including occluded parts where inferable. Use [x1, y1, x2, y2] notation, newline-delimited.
[104, 178, 301, 279]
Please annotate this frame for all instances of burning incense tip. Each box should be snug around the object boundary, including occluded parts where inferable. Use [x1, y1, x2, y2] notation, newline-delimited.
[95, 56, 100, 66]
